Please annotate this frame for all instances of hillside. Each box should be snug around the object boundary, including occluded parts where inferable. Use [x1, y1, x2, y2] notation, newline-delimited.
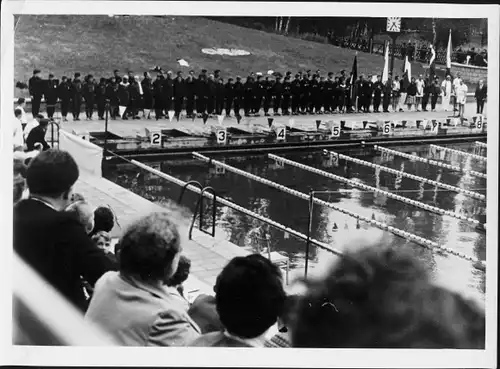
[15, 15, 427, 85]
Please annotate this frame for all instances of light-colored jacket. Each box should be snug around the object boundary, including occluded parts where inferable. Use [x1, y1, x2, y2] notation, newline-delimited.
[85, 271, 201, 346]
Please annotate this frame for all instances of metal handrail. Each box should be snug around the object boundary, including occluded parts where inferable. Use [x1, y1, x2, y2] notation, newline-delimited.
[188, 186, 217, 240]
[49, 121, 60, 148]
[178, 180, 203, 204]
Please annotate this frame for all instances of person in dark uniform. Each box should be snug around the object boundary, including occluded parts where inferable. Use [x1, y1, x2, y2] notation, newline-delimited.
[263, 76, 274, 116]
[71, 73, 83, 121]
[311, 74, 322, 114]
[152, 72, 164, 120]
[214, 69, 221, 81]
[106, 77, 119, 119]
[45, 74, 59, 119]
[243, 76, 254, 117]
[26, 118, 50, 151]
[29, 69, 44, 118]
[57, 76, 72, 122]
[233, 76, 244, 117]
[196, 74, 208, 117]
[215, 78, 226, 116]
[83, 75, 96, 120]
[291, 75, 302, 115]
[300, 74, 312, 114]
[252, 74, 264, 116]
[422, 75, 431, 112]
[332, 76, 341, 113]
[362, 76, 373, 113]
[354, 75, 364, 112]
[281, 75, 292, 116]
[173, 71, 186, 119]
[118, 76, 130, 119]
[475, 80, 487, 115]
[272, 75, 283, 116]
[162, 71, 175, 115]
[224, 77, 235, 118]
[141, 72, 154, 119]
[323, 73, 334, 113]
[319, 76, 326, 113]
[430, 76, 441, 112]
[113, 69, 122, 84]
[184, 74, 196, 119]
[128, 76, 142, 119]
[207, 74, 217, 117]
[382, 75, 392, 113]
[372, 75, 383, 113]
[338, 77, 347, 113]
[95, 78, 108, 120]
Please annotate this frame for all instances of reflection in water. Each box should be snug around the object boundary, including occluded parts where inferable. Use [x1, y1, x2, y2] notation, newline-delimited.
[105, 143, 487, 303]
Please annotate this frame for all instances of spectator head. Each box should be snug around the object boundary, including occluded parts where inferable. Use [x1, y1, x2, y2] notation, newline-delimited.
[91, 231, 112, 253]
[74, 72, 81, 78]
[61, 76, 67, 82]
[176, 71, 182, 78]
[119, 212, 182, 283]
[65, 201, 95, 234]
[14, 108, 22, 118]
[33, 69, 41, 76]
[214, 254, 286, 339]
[38, 118, 49, 132]
[26, 149, 79, 207]
[17, 97, 26, 106]
[290, 245, 485, 348]
[93, 206, 115, 233]
[165, 254, 191, 287]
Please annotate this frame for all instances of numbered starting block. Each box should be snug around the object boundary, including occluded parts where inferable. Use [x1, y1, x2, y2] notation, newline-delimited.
[472, 115, 485, 131]
[211, 126, 228, 144]
[145, 128, 163, 146]
[382, 121, 392, 135]
[273, 125, 287, 141]
[71, 129, 90, 141]
[329, 121, 341, 138]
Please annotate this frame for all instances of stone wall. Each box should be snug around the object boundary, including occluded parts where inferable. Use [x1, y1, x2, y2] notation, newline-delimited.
[451, 62, 488, 84]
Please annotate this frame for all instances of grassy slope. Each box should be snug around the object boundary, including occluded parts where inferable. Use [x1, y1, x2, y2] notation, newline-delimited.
[14, 15, 427, 85]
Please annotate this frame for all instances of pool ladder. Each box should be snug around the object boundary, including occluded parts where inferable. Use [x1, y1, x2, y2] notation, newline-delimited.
[178, 181, 217, 240]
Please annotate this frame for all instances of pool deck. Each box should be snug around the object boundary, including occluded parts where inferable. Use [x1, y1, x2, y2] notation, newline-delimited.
[74, 172, 250, 296]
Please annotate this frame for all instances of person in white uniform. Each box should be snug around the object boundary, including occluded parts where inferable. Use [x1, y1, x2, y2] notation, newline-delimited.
[452, 73, 462, 112]
[13, 109, 25, 151]
[415, 75, 425, 112]
[456, 80, 468, 118]
[441, 75, 453, 111]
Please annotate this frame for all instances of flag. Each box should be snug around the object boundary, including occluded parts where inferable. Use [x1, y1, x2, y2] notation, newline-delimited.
[382, 41, 389, 83]
[429, 44, 436, 81]
[268, 117, 274, 128]
[446, 29, 452, 77]
[349, 53, 358, 104]
[315, 120, 321, 130]
[403, 55, 411, 84]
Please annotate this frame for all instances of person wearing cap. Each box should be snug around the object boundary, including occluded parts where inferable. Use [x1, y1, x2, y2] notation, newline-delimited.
[95, 77, 108, 120]
[222, 77, 235, 118]
[372, 75, 383, 113]
[195, 73, 208, 118]
[441, 75, 452, 112]
[106, 77, 119, 119]
[184, 73, 197, 119]
[362, 75, 373, 113]
[214, 78, 226, 116]
[262, 76, 274, 117]
[214, 70, 221, 80]
[300, 73, 312, 114]
[141, 72, 154, 119]
[206, 74, 217, 117]
[310, 74, 322, 114]
[253, 74, 265, 116]
[281, 75, 292, 116]
[23, 113, 43, 141]
[233, 76, 244, 117]
[128, 75, 142, 120]
[71, 73, 84, 121]
[430, 76, 441, 112]
[82, 75, 96, 120]
[243, 76, 254, 117]
[474, 79, 487, 115]
[44, 74, 59, 119]
[271, 75, 283, 116]
[323, 73, 334, 114]
[152, 72, 164, 120]
[57, 76, 72, 121]
[29, 69, 44, 117]
[26, 118, 50, 151]
[290, 75, 301, 115]
[113, 69, 122, 84]
[162, 71, 175, 117]
[173, 71, 186, 119]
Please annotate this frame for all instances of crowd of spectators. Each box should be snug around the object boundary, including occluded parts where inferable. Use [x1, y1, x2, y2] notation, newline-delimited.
[21, 66, 486, 126]
[13, 148, 486, 348]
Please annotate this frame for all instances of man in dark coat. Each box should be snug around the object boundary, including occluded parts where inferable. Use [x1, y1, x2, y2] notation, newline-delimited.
[272, 76, 283, 116]
[281, 75, 292, 116]
[475, 80, 487, 114]
[215, 78, 226, 116]
[263, 76, 274, 117]
[372, 75, 384, 113]
[26, 118, 51, 151]
[13, 150, 116, 312]
[196, 74, 208, 117]
[141, 72, 154, 119]
[207, 74, 217, 116]
[45, 74, 59, 119]
[311, 74, 322, 114]
[118, 76, 130, 119]
[362, 76, 373, 113]
[153, 73, 164, 120]
[300, 75, 312, 114]
[29, 69, 44, 117]
[243, 76, 254, 117]
[128, 76, 142, 119]
[422, 76, 432, 112]
[113, 69, 122, 84]
[224, 77, 235, 118]
[291, 75, 302, 115]
[382, 75, 393, 113]
[71, 73, 83, 121]
[162, 71, 175, 115]
[323, 73, 335, 113]
[173, 71, 186, 119]
[106, 77, 120, 119]
[83, 75, 97, 120]
[184, 74, 197, 118]
[233, 76, 244, 117]
[253, 74, 265, 116]
[96, 78, 108, 120]
[57, 76, 72, 122]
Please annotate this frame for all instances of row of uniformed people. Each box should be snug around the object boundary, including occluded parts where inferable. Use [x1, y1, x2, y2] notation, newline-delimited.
[28, 68, 407, 121]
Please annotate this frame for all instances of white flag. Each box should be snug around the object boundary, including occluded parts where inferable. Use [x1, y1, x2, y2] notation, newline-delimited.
[288, 118, 295, 128]
[429, 44, 436, 67]
[118, 106, 126, 116]
[168, 110, 175, 122]
[446, 29, 452, 70]
[382, 41, 389, 83]
[177, 59, 189, 67]
[217, 115, 224, 125]
[404, 55, 411, 83]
